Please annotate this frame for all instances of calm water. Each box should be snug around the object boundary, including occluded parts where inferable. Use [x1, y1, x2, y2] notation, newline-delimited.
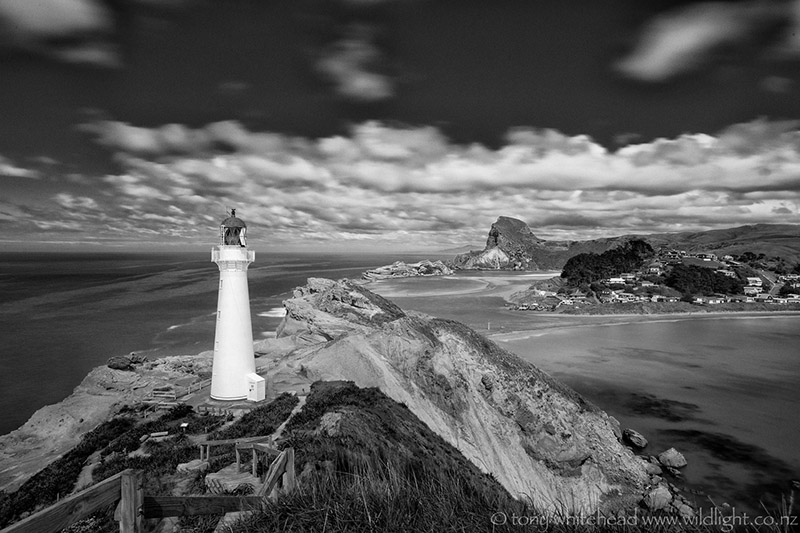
[0, 251, 432, 435]
[496, 316, 800, 513]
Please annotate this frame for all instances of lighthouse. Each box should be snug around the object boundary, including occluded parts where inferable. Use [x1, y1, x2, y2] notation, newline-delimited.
[210, 210, 261, 401]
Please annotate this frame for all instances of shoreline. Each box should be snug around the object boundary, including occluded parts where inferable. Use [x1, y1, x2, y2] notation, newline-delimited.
[488, 309, 800, 339]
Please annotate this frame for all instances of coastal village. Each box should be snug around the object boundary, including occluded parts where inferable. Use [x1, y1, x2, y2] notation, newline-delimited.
[512, 247, 800, 312]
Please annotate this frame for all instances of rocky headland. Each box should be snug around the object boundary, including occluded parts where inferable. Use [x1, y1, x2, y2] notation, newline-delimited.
[1, 277, 698, 519]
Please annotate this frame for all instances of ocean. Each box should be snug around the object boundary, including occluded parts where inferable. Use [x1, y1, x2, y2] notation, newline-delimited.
[0, 251, 431, 436]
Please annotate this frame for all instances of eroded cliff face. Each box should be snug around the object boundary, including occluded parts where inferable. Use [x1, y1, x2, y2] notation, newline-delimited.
[276, 278, 648, 513]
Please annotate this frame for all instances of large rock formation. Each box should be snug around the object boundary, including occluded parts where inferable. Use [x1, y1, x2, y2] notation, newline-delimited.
[275, 277, 649, 514]
[453, 216, 633, 271]
[453, 218, 800, 271]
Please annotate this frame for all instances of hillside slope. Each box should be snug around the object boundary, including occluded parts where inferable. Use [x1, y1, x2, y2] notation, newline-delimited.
[273, 278, 648, 514]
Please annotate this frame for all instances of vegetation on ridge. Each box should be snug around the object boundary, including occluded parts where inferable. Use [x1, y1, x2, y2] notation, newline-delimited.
[561, 240, 654, 287]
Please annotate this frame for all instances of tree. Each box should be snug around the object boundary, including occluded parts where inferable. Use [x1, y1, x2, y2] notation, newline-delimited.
[560, 240, 654, 286]
[665, 264, 744, 295]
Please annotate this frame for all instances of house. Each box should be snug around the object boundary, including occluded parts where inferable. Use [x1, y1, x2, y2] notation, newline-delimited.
[754, 294, 773, 302]
[746, 277, 762, 287]
[722, 255, 734, 262]
[620, 273, 636, 282]
[695, 253, 717, 261]
[646, 261, 664, 275]
[716, 270, 737, 278]
[640, 281, 656, 287]
[743, 286, 760, 296]
[607, 277, 625, 285]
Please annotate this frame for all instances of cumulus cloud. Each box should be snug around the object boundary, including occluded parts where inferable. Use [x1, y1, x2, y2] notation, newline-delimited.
[616, 0, 798, 81]
[20, 118, 800, 246]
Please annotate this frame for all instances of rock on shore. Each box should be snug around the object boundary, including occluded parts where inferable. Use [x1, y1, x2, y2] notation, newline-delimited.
[275, 277, 649, 514]
[362, 260, 453, 281]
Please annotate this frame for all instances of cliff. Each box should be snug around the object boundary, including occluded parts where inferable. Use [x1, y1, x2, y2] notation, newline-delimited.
[453, 217, 800, 271]
[453, 216, 634, 271]
[275, 277, 649, 514]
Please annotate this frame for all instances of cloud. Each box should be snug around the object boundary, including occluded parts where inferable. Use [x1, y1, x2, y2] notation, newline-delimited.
[315, 24, 395, 101]
[0, 156, 40, 179]
[16, 118, 800, 247]
[616, 1, 797, 81]
[0, 0, 120, 67]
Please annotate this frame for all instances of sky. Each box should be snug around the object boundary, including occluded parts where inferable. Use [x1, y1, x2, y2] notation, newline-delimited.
[1, 0, 799, 252]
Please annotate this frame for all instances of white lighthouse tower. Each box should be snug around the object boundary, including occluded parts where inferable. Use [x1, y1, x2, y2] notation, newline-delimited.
[210, 210, 260, 401]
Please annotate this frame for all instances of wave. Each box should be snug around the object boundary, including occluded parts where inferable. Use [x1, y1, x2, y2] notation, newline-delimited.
[258, 307, 286, 318]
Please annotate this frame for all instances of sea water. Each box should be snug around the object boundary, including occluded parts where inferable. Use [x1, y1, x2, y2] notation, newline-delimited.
[497, 316, 800, 513]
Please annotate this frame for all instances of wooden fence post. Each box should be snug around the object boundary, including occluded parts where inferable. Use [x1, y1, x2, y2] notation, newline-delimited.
[282, 448, 295, 492]
[119, 469, 143, 533]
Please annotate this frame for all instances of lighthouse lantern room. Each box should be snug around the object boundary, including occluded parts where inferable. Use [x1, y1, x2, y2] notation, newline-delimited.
[210, 210, 261, 401]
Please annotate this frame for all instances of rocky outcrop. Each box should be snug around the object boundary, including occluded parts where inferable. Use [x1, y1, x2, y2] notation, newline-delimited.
[275, 277, 649, 514]
[453, 217, 634, 271]
[362, 260, 453, 281]
[106, 352, 148, 371]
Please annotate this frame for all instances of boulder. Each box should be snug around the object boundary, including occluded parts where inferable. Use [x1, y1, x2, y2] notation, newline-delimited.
[107, 356, 134, 371]
[622, 428, 648, 449]
[658, 448, 687, 468]
[643, 486, 673, 511]
[644, 462, 662, 476]
[107, 353, 148, 371]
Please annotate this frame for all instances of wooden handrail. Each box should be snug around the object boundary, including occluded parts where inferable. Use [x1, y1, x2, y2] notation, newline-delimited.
[195, 435, 272, 447]
[142, 496, 265, 518]
[0, 447, 296, 533]
[0, 469, 130, 533]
